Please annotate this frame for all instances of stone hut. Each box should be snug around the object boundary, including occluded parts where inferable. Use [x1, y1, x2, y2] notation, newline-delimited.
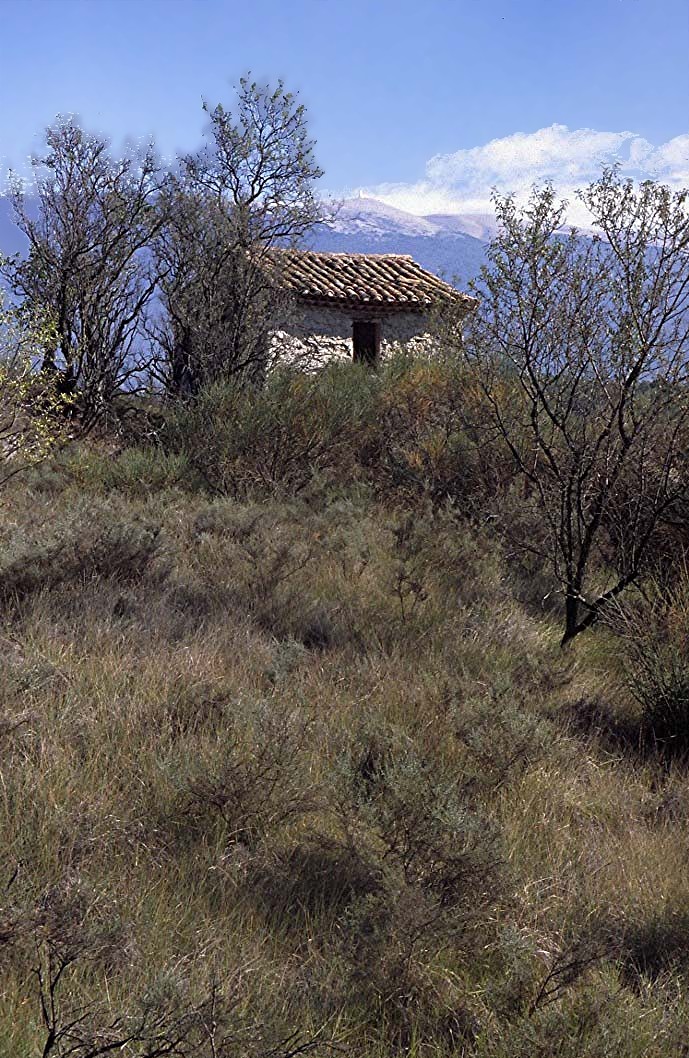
[269, 249, 476, 366]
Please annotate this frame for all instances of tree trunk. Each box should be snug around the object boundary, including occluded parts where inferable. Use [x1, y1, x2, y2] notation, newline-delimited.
[170, 328, 197, 397]
[561, 590, 580, 648]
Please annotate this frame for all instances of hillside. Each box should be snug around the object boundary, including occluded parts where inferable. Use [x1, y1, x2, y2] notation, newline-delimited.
[2, 360, 689, 1057]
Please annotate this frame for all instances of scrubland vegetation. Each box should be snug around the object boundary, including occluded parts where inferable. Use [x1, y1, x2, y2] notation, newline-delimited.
[2, 353, 689, 1056]
[2, 76, 689, 1056]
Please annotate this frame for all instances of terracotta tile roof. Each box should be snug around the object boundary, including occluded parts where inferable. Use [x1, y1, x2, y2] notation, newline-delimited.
[268, 250, 476, 310]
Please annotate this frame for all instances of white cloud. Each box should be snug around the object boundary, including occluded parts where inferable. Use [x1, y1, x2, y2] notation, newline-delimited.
[649, 134, 689, 183]
[358, 124, 689, 223]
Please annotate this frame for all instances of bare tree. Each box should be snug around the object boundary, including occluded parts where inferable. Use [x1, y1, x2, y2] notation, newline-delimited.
[2, 872, 335, 1058]
[463, 170, 689, 645]
[151, 180, 293, 394]
[2, 118, 165, 424]
[34, 937, 196, 1058]
[152, 77, 324, 395]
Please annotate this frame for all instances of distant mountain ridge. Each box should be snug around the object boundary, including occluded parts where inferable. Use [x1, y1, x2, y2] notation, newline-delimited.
[307, 197, 492, 290]
[0, 194, 492, 291]
[324, 196, 497, 241]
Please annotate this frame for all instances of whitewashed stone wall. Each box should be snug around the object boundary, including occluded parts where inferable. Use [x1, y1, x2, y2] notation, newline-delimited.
[270, 304, 435, 368]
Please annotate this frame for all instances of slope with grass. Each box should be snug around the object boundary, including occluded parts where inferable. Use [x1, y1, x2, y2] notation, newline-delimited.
[2, 370, 689, 1057]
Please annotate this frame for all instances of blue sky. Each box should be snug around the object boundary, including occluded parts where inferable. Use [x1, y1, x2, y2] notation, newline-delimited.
[1, 0, 688, 216]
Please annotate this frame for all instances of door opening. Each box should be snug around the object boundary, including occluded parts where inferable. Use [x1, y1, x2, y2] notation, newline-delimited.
[352, 320, 380, 364]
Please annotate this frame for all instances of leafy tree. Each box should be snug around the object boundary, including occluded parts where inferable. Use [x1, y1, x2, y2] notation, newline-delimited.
[152, 77, 324, 395]
[0, 290, 68, 486]
[464, 170, 689, 645]
[2, 118, 165, 424]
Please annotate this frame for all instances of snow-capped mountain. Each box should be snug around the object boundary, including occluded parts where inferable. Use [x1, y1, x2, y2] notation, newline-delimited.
[308, 196, 490, 290]
[324, 196, 497, 244]
[423, 212, 498, 242]
[326, 196, 442, 238]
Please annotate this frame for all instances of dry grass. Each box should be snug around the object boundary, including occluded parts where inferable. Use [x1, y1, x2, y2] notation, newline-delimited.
[1, 444, 689, 1056]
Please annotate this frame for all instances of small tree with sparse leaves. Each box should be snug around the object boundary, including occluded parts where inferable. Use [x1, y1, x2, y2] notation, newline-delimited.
[2, 118, 165, 425]
[152, 77, 325, 395]
[0, 289, 69, 487]
[463, 170, 689, 645]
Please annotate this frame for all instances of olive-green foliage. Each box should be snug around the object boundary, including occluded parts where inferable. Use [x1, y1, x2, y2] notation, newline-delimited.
[163, 355, 488, 505]
[0, 291, 70, 485]
[326, 731, 506, 1047]
[613, 573, 689, 752]
[165, 363, 382, 497]
[0, 497, 162, 605]
[66, 445, 195, 496]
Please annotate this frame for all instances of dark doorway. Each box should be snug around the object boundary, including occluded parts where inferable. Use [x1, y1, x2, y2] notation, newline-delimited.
[352, 320, 380, 364]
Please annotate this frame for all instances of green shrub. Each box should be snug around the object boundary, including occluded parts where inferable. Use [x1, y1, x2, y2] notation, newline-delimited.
[63, 445, 193, 495]
[373, 352, 488, 504]
[163, 354, 497, 506]
[616, 906, 689, 986]
[450, 683, 552, 794]
[0, 499, 162, 605]
[637, 649, 689, 748]
[165, 364, 381, 498]
[171, 698, 320, 850]
[327, 728, 506, 1046]
[612, 575, 689, 752]
[100, 447, 193, 494]
[189, 501, 326, 642]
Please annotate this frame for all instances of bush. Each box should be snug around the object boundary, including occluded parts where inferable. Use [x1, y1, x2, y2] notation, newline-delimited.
[66, 445, 194, 495]
[188, 501, 325, 642]
[617, 906, 689, 987]
[373, 353, 491, 504]
[163, 354, 500, 506]
[611, 574, 689, 752]
[327, 728, 506, 1045]
[171, 698, 320, 850]
[450, 682, 552, 794]
[165, 364, 381, 497]
[0, 499, 162, 605]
